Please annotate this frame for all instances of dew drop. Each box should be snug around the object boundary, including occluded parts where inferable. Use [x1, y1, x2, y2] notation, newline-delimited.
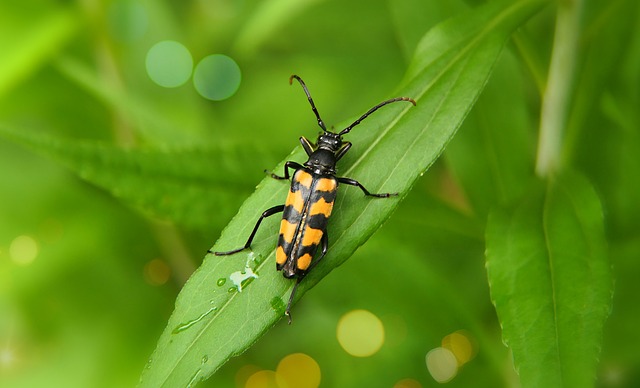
[172, 307, 218, 334]
[217, 278, 226, 286]
[228, 287, 236, 293]
[201, 355, 209, 364]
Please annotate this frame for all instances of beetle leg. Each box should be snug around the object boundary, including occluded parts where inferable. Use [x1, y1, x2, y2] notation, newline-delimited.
[337, 177, 399, 198]
[266, 161, 304, 180]
[285, 278, 301, 324]
[210, 204, 285, 255]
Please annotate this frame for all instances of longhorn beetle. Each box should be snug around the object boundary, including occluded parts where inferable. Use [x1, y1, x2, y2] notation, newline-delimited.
[212, 75, 415, 323]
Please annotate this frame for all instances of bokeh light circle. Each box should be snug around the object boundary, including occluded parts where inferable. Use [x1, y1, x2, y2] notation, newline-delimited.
[276, 353, 321, 388]
[193, 54, 241, 101]
[0, 347, 15, 368]
[146, 40, 193, 88]
[393, 378, 423, 388]
[426, 347, 458, 383]
[336, 309, 385, 357]
[10, 235, 38, 265]
[442, 330, 477, 366]
[245, 369, 278, 388]
[143, 258, 171, 286]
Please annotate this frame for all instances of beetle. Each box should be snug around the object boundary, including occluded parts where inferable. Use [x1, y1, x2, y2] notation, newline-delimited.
[212, 75, 415, 323]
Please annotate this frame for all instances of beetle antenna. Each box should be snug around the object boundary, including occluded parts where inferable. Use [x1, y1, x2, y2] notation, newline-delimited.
[339, 97, 416, 136]
[290, 75, 328, 132]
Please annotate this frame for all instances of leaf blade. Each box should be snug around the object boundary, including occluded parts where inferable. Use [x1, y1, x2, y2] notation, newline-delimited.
[486, 172, 612, 387]
[0, 127, 267, 231]
[0, 5, 78, 96]
[141, 0, 550, 386]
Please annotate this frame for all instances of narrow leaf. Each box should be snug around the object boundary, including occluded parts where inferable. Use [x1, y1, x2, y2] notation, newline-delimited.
[54, 57, 206, 147]
[0, 127, 267, 231]
[445, 50, 536, 216]
[233, 0, 322, 55]
[486, 172, 612, 387]
[0, 5, 78, 96]
[141, 0, 549, 386]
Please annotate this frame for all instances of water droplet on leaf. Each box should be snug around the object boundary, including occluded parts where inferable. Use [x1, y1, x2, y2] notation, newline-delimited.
[172, 307, 217, 334]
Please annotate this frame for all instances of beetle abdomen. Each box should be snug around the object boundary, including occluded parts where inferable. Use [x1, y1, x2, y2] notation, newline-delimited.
[276, 169, 337, 278]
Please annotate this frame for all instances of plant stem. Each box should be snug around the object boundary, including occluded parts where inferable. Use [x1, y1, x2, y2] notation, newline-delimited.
[151, 221, 196, 286]
[535, 0, 584, 177]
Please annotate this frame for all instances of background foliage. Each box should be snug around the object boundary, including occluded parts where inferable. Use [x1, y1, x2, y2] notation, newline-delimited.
[0, 0, 638, 387]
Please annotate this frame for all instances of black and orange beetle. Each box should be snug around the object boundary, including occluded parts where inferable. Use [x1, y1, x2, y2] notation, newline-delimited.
[212, 75, 415, 323]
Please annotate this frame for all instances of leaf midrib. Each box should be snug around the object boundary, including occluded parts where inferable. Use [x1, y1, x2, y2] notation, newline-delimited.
[343, 0, 531, 178]
[543, 183, 564, 384]
[156, 0, 541, 384]
[542, 177, 601, 386]
[329, 0, 529, 271]
[158, 187, 283, 386]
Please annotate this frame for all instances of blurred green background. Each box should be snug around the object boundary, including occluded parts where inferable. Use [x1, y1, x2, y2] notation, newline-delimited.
[1, 0, 639, 387]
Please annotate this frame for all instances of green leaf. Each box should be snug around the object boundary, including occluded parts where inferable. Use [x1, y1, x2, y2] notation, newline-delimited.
[485, 172, 612, 387]
[140, 0, 549, 386]
[0, 127, 267, 231]
[53, 57, 208, 147]
[446, 49, 537, 217]
[563, 0, 640, 235]
[0, 4, 78, 96]
[233, 0, 322, 55]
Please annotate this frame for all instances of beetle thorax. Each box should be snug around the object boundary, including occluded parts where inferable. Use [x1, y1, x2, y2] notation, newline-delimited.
[316, 132, 342, 153]
[304, 148, 337, 175]
[303, 132, 342, 175]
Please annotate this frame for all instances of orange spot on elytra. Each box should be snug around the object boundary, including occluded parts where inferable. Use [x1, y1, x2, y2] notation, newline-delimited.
[276, 246, 287, 265]
[279, 219, 297, 244]
[285, 189, 305, 213]
[296, 171, 313, 188]
[315, 177, 336, 192]
[302, 227, 323, 247]
[309, 197, 334, 217]
[297, 253, 313, 271]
